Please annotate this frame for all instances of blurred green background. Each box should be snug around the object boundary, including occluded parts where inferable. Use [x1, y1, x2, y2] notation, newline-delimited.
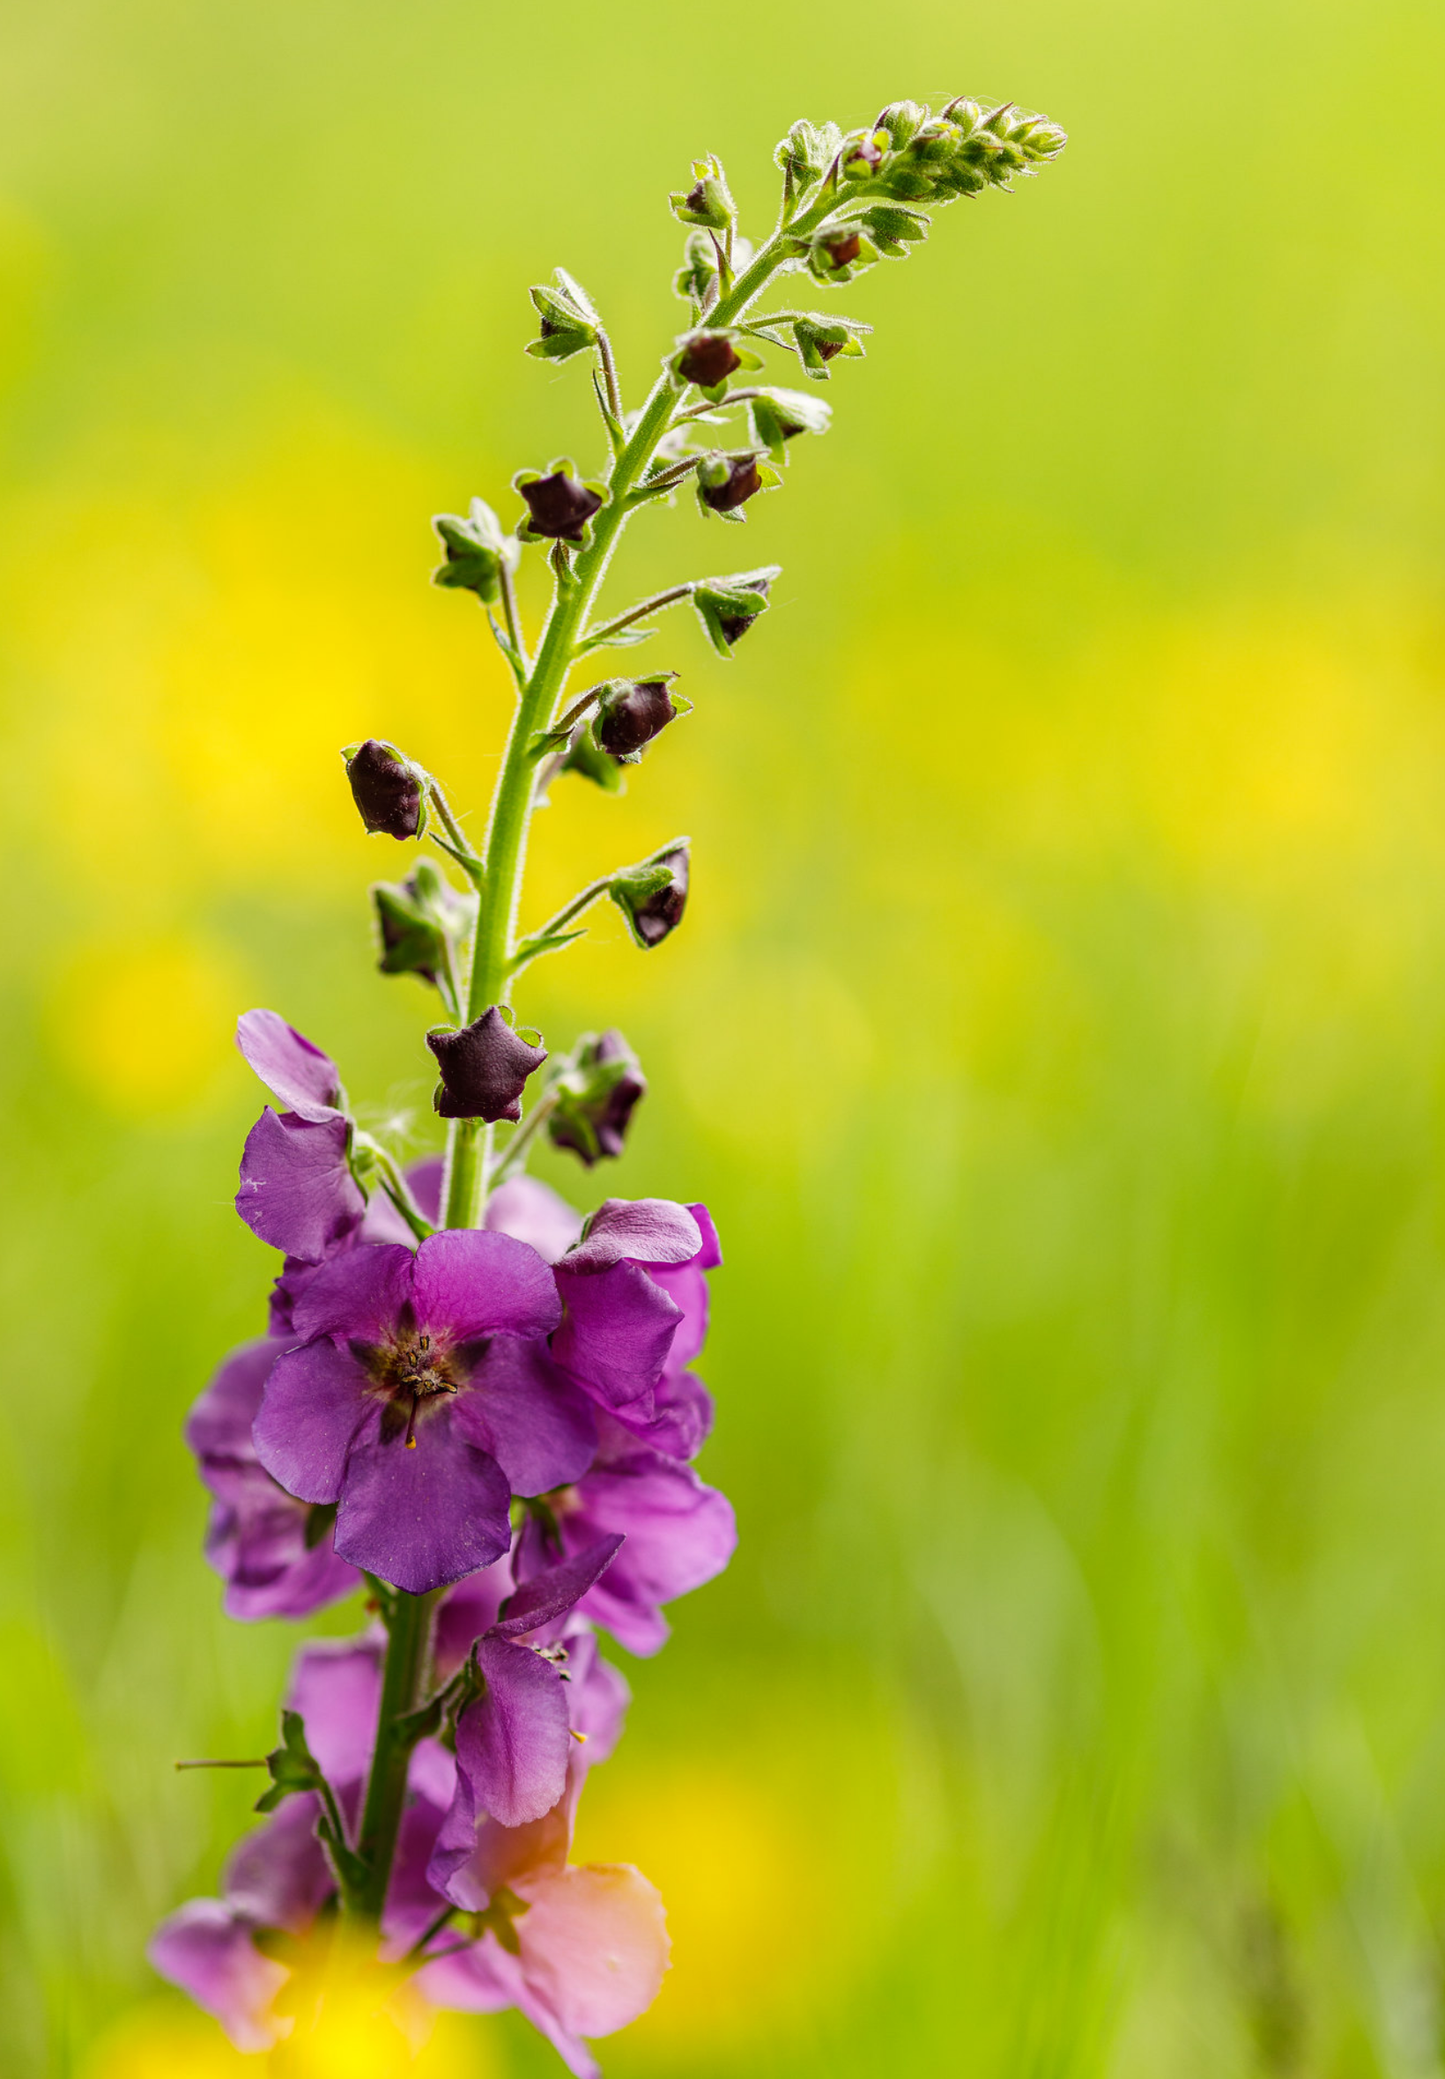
[3, 1, 1445, 2074]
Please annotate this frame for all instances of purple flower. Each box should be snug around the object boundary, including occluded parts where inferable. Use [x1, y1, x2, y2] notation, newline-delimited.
[518, 1423, 736, 1655]
[436, 1537, 624, 1846]
[551, 1199, 721, 1455]
[253, 1231, 596, 1594]
[151, 1623, 652, 2072]
[186, 1340, 360, 1620]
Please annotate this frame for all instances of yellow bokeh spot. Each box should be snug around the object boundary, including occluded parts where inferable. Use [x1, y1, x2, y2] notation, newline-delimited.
[573, 1760, 876, 2053]
[48, 935, 248, 1116]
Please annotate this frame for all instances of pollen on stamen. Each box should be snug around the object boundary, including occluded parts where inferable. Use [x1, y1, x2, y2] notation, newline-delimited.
[407, 1435, 418, 1449]
[570, 1729, 588, 1743]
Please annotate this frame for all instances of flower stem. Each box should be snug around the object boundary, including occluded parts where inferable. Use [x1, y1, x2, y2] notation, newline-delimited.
[438, 187, 842, 1235]
[353, 1586, 440, 1923]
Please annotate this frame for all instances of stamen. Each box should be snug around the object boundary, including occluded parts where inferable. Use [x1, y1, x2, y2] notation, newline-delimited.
[570, 1729, 588, 1744]
[405, 1397, 419, 1449]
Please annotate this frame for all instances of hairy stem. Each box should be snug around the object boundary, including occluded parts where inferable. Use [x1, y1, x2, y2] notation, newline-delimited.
[353, 1587, 440, 1921]
[439, 186, 842, 1236]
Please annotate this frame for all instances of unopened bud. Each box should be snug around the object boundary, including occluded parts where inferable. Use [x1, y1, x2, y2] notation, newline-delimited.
[675, 332, 743, 389]
[842, 130, 887, 178]
[428, 1006, 547, 1123]
[697, 451, 774, 517]
[547, 1030, 647, 1166]
[344, 740, 427, 841]
[595, 676, 681, 760]
[670, 156, 734, 231]
[746, 388, 831, 462]
[526, 272, 600, 364]
[692, 567, 778, 655]
[610, 842, 690, 949]
[773, 119, 843, 192]
[432, 498, 515, 606]
[371, 859, 475, 991]
[791, 313, 871, 380]
[875, 101, 927, 149]
[516, 464, 606, 544]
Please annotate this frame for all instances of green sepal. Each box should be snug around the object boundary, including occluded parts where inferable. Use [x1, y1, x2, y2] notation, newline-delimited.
[431, 498, 518, 605]
[692, 565, 779, 655]
[561, 726, 626, 793]
[509, 925, 589, 974]
[773, 118, 843, 194]
[788, 312, 872, 380]
[745, 387, 832, 463]
[669, 155, 734, 230]
[254, 1710, 327, 1814]
[874, 101, 928, 150]
[525, 271, 601, 362]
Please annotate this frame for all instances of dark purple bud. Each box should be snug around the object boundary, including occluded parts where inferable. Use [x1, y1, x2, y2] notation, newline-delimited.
[427, 1007, 548, 1123]
[676, 333, 742, 388]
[520, 472, 604, 542]
[611, 844, 690, 949]
[684, 180, 709, 214]
[345, 740, 424, 841]
[819, 229, 863, 268]
[817, 338, 846, 362]
[595, 679, 678, 759]
[717, 585, 768, 644]
[700, 456, 763, 513]
[548, 1030, 647, 1167]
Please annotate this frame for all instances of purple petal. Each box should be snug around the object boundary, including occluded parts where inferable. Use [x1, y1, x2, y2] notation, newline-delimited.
[380, 1769, 456, 1956]
[236, 1009, 343, 1122]
[434, 1555, 515, 1678]
[224, 1793, 335, 1931]
[429, 1770, 577, 1911]
[253, 1341, 372, 1505]
[148, 1900, 288, 2053]
[237, 1110, 367, 1262]
[202, 1466, 359, 1621]
[644, 1259, 710, 1374]
[552, 1261, 682, 1409]
[516, 1864, 669, 2044]
[335, 1409, 512, 1594]
[289, 1242, 415, 1344]
[562, 1197, 703, 1273]
[284, 1635, 384, 1789]
[608, 1372, 715, 1462]
[454, 1336, 596, 1495]
[360, 1155, 446, 1245]
[494, 1537, 624, 1641]
[407, 1157, 445, 1224]
[485, 1176, 583, 1263]
[417, 1935, 522, 2014]
[186, 1339, 281, 1460]
[453, 1635, 572, 1827]
[518, 1453, 736, 1658]
[412, 1228, 560, 1343]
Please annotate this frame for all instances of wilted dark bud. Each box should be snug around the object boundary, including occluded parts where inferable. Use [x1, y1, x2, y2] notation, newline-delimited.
[371, 859, 475, 990]
[431, 498, 516, 605]
[696, 450, 778, 520]
[674, 331, 743, 390]
[610, 843, 690, 949]
[875, 100, 927, 149]
[692, 567, 778, 655]
[774, 118, 843, 192]
[547, 1029, 647, 1166]
[525, 269, 600, 363]
[595, 675, 681, 760]
[343, 739, 427, 841]
[427, 1006, 547, 1123]
[746, 388, 831, 463]
[790, 313, 871, 380]
[670, 155, 734, 231]
[516, 461, 607, 544]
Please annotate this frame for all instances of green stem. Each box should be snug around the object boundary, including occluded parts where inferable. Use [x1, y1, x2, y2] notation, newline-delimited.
[353, 1587, 440, 1922]
[438, 186, 843, 1235]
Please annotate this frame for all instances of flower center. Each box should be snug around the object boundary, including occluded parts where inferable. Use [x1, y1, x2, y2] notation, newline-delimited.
[374, 1332, 464, 1448]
